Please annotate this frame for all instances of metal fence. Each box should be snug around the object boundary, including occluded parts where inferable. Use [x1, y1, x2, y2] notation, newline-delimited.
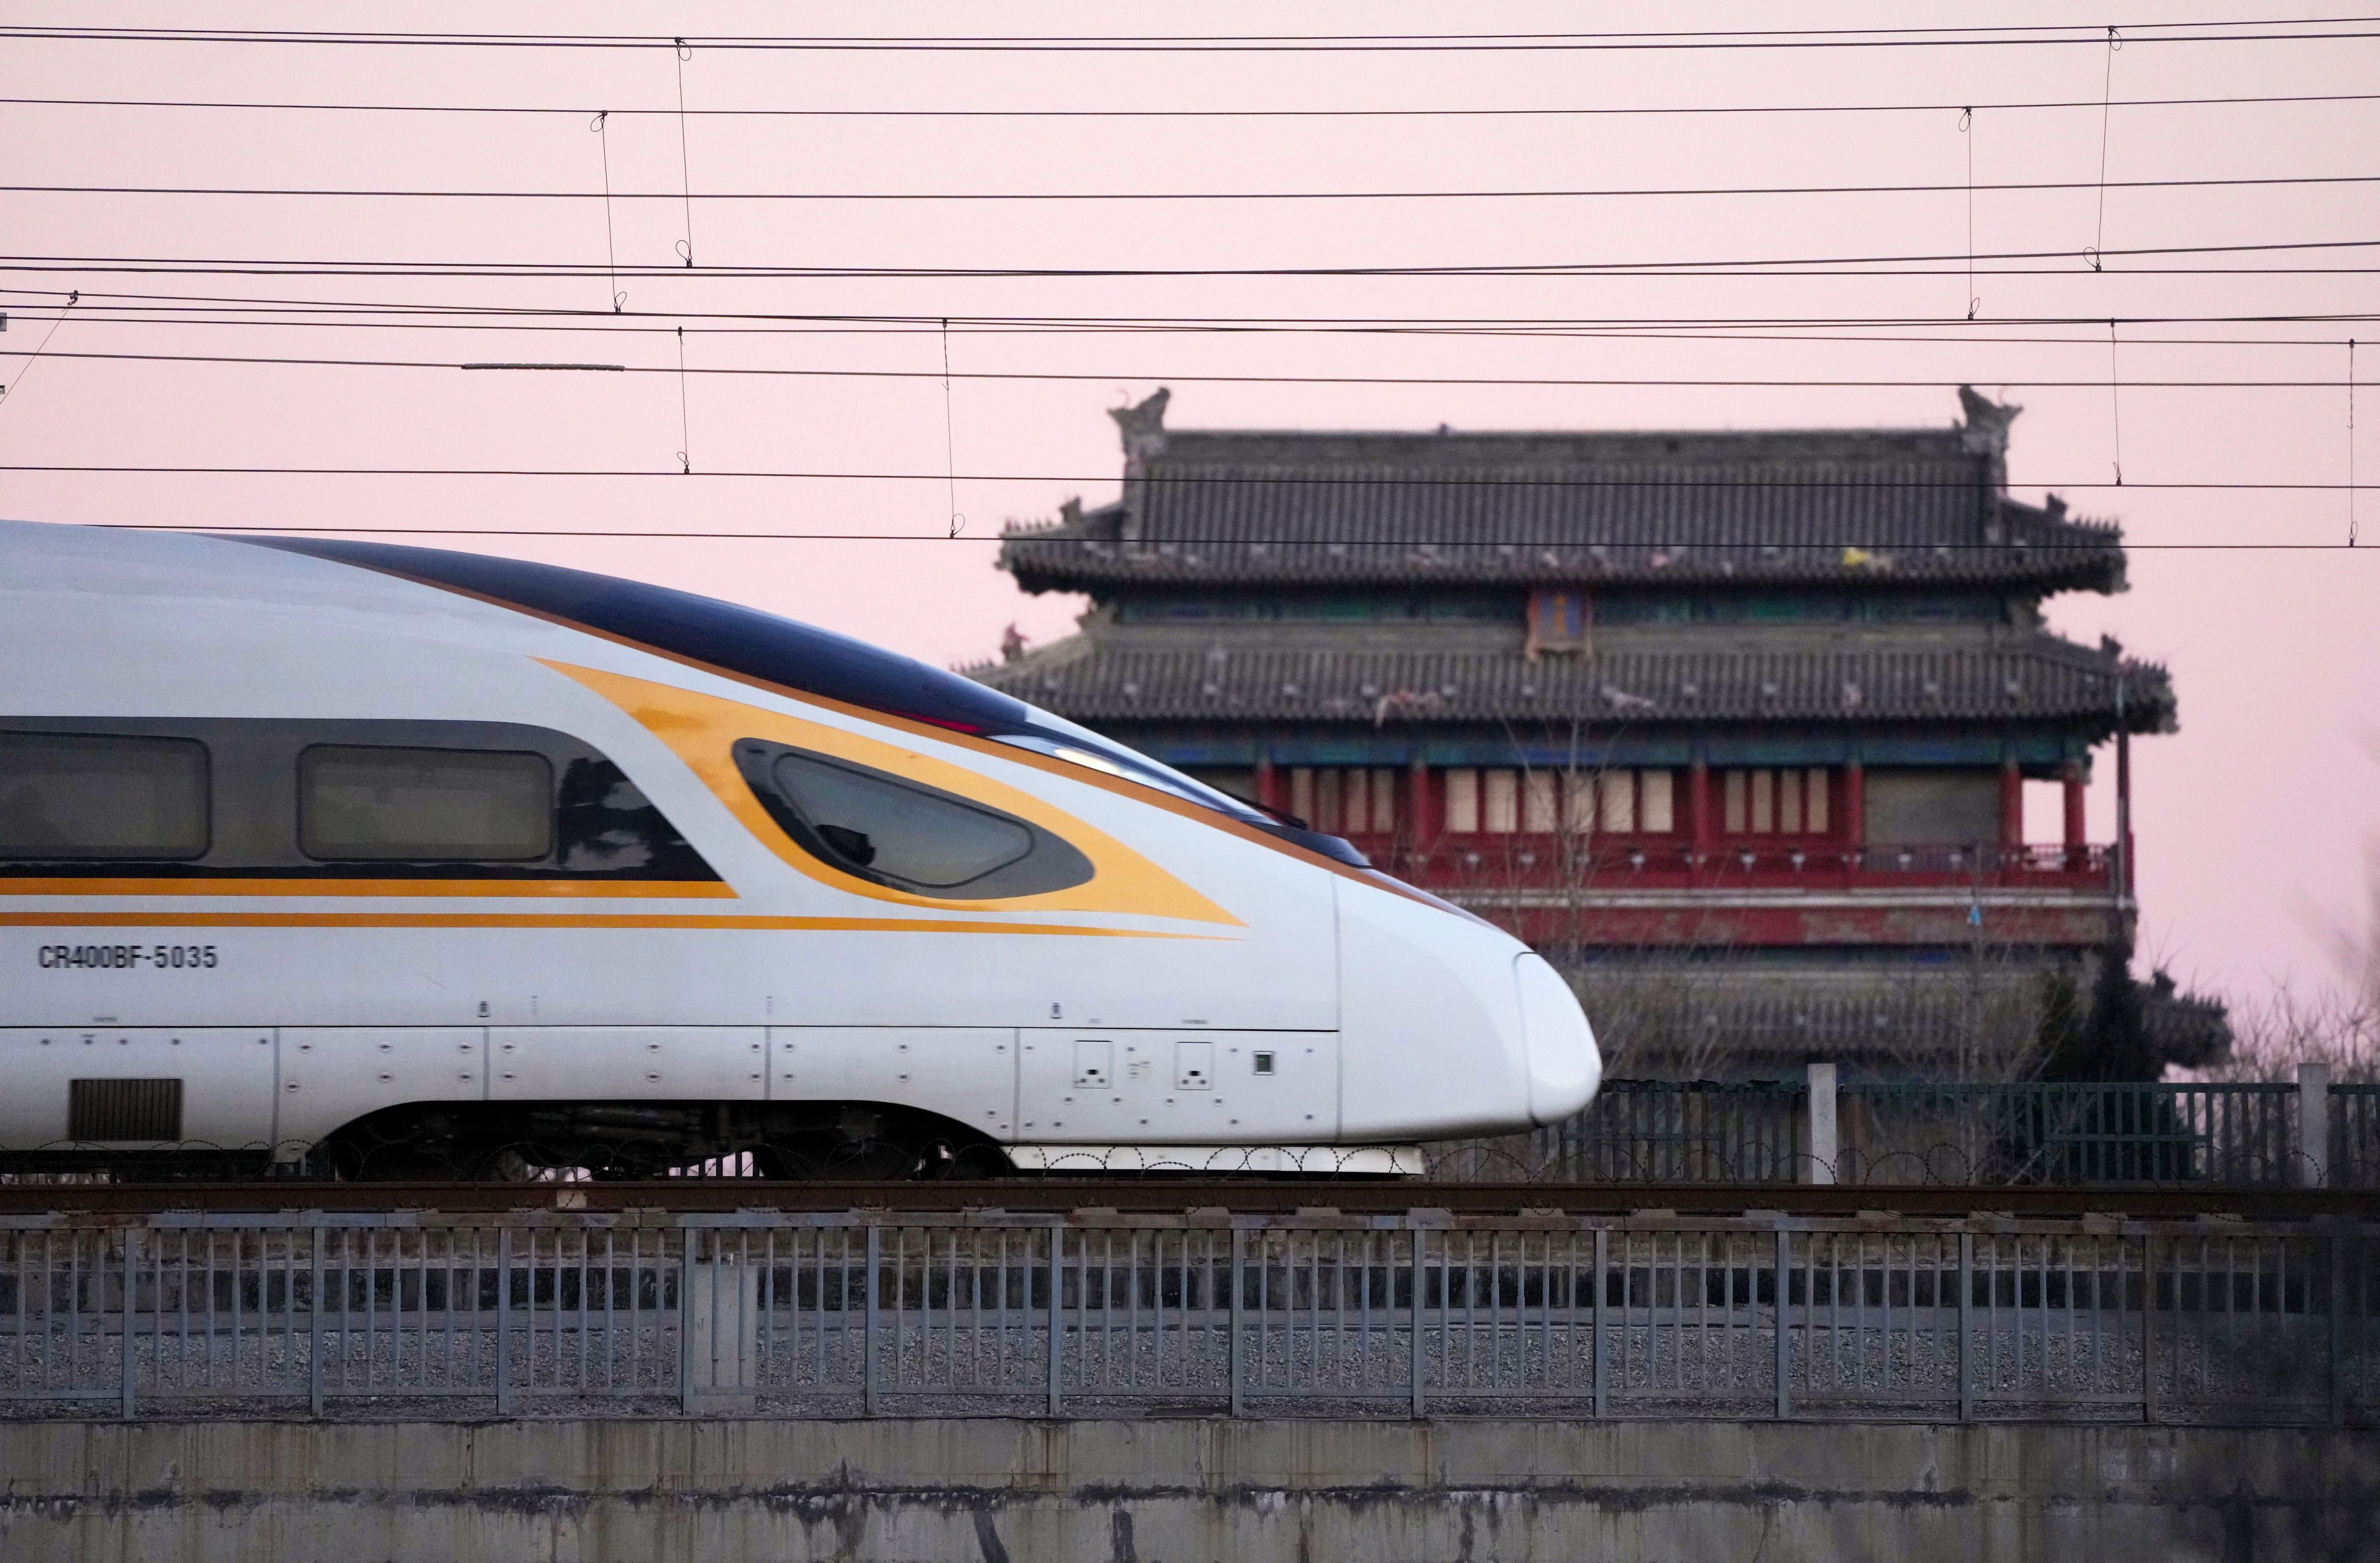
[1837, 1081, 2303, 1186]
[1474, 1078, 2380, 1188]
[3, 1210, 2371, 1425]
[1492, 1079, 1806, 1183]
[2339, 1084, 2380, 1187]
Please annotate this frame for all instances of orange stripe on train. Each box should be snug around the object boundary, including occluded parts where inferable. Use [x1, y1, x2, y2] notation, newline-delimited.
[1, 910, 1214, 938]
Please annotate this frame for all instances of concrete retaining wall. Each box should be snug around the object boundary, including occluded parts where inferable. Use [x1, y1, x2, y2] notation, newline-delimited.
[3, 1417, 2377, 1562]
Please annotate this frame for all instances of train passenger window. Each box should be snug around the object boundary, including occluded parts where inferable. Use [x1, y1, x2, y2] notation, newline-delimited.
[733, 739, 1095, 897]
[0, 732, 210, 860]
[555, 759, 714, 878]
[770, 752, 1031, 887]
[299, 745, 553, 861]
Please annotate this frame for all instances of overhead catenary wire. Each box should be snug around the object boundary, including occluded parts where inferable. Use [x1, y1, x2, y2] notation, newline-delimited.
[6, 345, 2369, 390]
[11, 254, 2380, 284]
[6, 463, 2371, 491]
[5, 18, 2378, 52]
[31, 521, 2380, 551]
[10, 24, 2370, 570]
[5, 89, 2376, 119]
[9, 282, 2377, 340]
[24, 310, 2380, 352]
[8, 223, 2378, 283]
[9, 170, 2377, 203]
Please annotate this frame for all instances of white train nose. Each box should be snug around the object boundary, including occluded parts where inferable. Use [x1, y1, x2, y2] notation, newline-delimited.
[1513, 952, 1601, 1125]
[1336, 878, 1598, 1140]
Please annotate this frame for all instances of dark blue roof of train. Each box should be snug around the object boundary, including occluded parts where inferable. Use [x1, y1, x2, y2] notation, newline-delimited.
[240, 536, 1042, 737]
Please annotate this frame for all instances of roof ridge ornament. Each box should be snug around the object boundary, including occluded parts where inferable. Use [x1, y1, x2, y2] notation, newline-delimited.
[1110, 387, 1172, 463]
[1956, 384, 2021, 457]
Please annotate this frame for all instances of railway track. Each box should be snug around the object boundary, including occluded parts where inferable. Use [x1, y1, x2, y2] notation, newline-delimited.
[2, 1178, 2371, 1219]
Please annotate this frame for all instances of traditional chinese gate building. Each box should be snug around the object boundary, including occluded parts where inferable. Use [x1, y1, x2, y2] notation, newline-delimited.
[972, 388, 2175, 1074]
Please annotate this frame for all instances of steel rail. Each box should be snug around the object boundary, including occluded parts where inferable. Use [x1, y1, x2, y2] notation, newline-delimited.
[3, 1179, 2371, 1220]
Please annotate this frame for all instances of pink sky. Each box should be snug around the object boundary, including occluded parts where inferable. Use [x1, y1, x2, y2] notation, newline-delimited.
[3, 3, 2375, 1008]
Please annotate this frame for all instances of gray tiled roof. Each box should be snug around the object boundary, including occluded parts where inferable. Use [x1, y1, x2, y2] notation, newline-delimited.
[1002, 414, 2125, 594]
[972, 637, 2173, 730]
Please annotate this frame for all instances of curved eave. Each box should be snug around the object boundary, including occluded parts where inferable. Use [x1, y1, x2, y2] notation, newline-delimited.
[974, 645, 2177, 734]
[999, 543, 2126, 597]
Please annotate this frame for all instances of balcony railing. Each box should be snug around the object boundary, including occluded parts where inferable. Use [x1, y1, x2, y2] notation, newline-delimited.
[1344, 836, 2118, 895]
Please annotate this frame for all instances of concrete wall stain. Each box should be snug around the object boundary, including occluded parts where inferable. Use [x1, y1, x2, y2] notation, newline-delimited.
[4, 1419, 2378, 1563]
[971, 1505, 1012, 1563]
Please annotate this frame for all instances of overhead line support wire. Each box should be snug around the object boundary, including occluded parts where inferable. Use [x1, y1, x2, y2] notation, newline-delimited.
[12, 346, 2365, 390]
[9, 282, 2376, 335]
[24, 306, 2380, 352]
[2091, 26, 2123, 268]
[6, 89, 2378, 118]
[674, 327, 691, 474]
[941, 318, 963, 538]
[12, 171, 2380, 201]
[5, 19, 2379, 52]
[590, 111, 623, 311]
[13, 259, 2380, 284]
[1959, 107, 1978, 318]
[0, 289, 75, 408]
[672, 38, 695, 267]
[46, 521, 2380, 551]
[2109, 320, 2126, 485]
[9, 463, 2374, 491]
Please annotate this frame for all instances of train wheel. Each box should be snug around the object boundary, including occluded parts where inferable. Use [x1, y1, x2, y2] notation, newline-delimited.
[938, 1141, 1016, 1181]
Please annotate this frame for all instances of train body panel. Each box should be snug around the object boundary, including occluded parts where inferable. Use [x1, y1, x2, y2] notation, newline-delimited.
[1, 520, 1594, 1171]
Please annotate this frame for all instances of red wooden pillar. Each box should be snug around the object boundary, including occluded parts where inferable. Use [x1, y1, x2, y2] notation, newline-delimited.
[1406, 759, 1437, 859]
[1254, 752, 1279, 813]
[1843, 761, 1865, 864]
[1998, 758, 2023, 859]
[2062, 760, 2087, 866]
[1684, 759, 1712, 887]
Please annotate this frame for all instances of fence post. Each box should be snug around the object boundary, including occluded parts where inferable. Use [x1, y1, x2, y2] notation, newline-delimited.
[1592, 1227, 1608, 1421]
[2300, 1064, 2332, 1188]
[676, 1230, 694, 1415]
[863, 1225, 881, 1417]
[1956, 1232, 1973, 1422]
[1773, 1223, 1792, 1419]
[1045, 1223, 1063, 1418]
[683, 1228, 759, 1415]
[2332, 1229, 2350, 1429]
[120, 1228, 136, 1421]
[2141, 1235, 2159, 1424]
[1806, 1063, 1839, 1185]
[1229, 1227, 1246, 1418]
[495, 1225, 512, 1417]
[1408, 1224, 1425, 1419]
[307, 1225, 325, 1418]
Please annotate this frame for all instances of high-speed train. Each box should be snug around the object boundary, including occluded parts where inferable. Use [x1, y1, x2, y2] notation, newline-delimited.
[0, 520, 1599, 1178]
